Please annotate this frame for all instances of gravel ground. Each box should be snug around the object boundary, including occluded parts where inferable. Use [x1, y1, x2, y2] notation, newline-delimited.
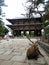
[0, 37, 49, 65]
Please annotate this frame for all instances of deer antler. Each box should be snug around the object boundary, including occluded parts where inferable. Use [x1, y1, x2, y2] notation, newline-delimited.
[26, 35, 34, 44]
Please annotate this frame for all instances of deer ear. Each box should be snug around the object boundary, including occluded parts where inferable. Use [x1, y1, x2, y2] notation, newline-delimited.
[36, 44, 38, 46]
[35, 43, 38, 46]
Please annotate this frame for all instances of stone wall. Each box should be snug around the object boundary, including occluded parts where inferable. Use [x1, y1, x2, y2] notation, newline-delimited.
[37, 40, 49, 53]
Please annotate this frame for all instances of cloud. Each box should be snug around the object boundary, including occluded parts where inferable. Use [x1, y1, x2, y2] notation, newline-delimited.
[4, 0, 26, 18]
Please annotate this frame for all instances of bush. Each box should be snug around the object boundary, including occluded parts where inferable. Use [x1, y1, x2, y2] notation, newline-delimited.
[44, 25, 49, 34]
[0, 20, 9, 36]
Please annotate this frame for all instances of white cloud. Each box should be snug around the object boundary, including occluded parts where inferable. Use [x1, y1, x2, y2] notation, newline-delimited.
[4, 0, 26, 18]
[2, 0, 26, 24]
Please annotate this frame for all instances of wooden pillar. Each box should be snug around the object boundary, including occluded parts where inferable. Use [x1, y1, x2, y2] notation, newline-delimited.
[19, 30, 21, 36]
[37, 30, 41, 36]
[34, 30, 37, 36]
[13, 30, 17, 36]
[29, 30, 31, 36]
[16, 30, 19, 36]
[24, 31, 26, 36]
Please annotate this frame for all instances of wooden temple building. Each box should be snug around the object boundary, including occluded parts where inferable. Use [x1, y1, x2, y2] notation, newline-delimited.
[7, 17, 43, 36]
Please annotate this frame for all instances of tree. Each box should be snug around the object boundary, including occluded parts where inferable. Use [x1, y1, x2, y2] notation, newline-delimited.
[4, 27, 9, 34]
[0, 20, 9, 36]
[22, 0, 45, 18]
[0, 0, 9, 37]
[26, 0, 49, 22]
[0, 0, 6, 16]
[43, 0, 49, 38]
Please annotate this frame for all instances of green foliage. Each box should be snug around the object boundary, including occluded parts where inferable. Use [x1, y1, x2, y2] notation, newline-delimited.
[45, 0, 49, 14]
[45, 28, 49, 34]
[0, 0, 8, 36]
[31, 31, 34, 36]
[0, 0, 4, 6]
[45, 26, 49, 34]
[4, 27, 9, 34]
[36, 0, 44, 3]
[0, 7, 2, 15]
[0, 20, 9, 36]
[0, 20, 4, 26]
[44, 20, 49, 27]
[35, 0, 44, 5]
[0, 26, 5, 36]
[27, 0, 44, 6]
[0, 26, 9, 36]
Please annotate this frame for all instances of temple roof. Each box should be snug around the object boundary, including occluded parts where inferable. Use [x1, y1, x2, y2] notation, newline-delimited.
[7, 17, 41, 24]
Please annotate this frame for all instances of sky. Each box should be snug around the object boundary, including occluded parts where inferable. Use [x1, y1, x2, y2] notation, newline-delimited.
[3, 0, 26, 18]
[2, 0, 45, 24]
[2, 0, 27, 24]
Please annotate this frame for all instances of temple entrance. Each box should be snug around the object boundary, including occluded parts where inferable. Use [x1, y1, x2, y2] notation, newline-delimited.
[13, 30, 41, 36]
[7, 18, 43, 37]
[34, 30, 41, 36]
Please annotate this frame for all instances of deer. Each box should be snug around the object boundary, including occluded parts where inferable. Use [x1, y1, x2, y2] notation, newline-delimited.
[26, 36, 44, 60]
